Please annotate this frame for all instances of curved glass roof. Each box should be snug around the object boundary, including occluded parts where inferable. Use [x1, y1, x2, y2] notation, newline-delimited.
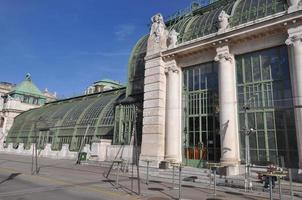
[167, 0, 235, 43]
[6, 88, 126, 143]
[127, 1, 288, 87]
[231, 0, 287, 26]
[126, 35, 148, 99]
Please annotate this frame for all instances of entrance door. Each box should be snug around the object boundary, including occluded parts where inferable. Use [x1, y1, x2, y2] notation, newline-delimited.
[183, 62, 220, 168]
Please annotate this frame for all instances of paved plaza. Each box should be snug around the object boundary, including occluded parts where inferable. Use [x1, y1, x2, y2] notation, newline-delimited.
[0, 153, 299, 200]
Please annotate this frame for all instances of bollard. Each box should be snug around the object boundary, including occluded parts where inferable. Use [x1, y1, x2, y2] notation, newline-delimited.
[178, 165, 182, 200]
[116, 162, 120, 189]
[146, 160, 150, 185]
[278, 177, 282, 200]
[213, 167, 217, 196]
[131, 162, 133, 191]
[269, 176, 273, 200]
[209, 168, 211, 186]
[172, 165, 176, 189]
[289, 169, 293, 200]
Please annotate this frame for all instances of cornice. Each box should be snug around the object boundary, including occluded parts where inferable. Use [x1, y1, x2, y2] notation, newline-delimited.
[162, 10, 302, 58]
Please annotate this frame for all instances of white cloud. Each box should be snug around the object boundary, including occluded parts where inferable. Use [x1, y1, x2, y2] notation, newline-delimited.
[115, 24, 136, 41]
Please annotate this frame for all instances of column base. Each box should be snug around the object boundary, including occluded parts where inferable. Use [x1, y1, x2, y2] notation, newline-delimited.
[164, 155, 179, 163]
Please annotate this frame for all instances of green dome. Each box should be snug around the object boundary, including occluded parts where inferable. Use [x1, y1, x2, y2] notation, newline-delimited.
[9, 73, 45, 98]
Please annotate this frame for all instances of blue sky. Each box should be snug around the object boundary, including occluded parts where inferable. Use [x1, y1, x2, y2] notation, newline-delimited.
[0, 0, 203, 97]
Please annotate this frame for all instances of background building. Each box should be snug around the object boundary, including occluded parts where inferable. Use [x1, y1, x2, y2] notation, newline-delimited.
[3, 0, 302, 176]
[0, 74, 56, 149]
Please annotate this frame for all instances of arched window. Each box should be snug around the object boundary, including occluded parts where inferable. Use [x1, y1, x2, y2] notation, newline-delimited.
[0, 117, 4, 128]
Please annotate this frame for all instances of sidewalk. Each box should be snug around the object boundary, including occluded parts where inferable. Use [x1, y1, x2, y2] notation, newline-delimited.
[0, 153, 300, 200]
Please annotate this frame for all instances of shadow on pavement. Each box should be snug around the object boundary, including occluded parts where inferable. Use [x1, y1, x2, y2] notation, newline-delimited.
[0, 173, 22, 184]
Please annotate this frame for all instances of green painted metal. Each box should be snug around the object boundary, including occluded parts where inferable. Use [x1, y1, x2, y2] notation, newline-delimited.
[126, 35, 148, 98]
[236, 46, 298, 168]
[182, 62, 220, 168]
[230, 0, 287, 26]
[6, 88, 126, 151]
[113, 104, 136, 145]
[9, 74, 46, 105]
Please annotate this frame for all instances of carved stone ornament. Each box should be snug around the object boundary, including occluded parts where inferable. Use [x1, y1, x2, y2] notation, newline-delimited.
[214, 52, 233, 63]
[287, 0, 302, 13]
[286, 34, 302, 46]
[288, 0, 302, 7]
[218, 10, 230, 32]
[167, 29, 179, 48]
[150, 13, 167, 43]
[165, 65, 179, 74]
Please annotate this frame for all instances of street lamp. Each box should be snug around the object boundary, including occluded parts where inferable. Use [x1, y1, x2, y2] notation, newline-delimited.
[243, 103, 256, 192]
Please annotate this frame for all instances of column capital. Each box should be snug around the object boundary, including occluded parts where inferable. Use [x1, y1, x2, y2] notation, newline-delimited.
[164, 58, 179, 74]
[164, 65, 179, 74]
[286, 34, 302, 46]
[214, 45, 233, 63]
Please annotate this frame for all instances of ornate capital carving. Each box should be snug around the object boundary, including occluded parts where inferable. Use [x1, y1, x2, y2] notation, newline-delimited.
[165, 65, 179, 74]
[214, 52, 233, 63]
[286, 34, 302, 46]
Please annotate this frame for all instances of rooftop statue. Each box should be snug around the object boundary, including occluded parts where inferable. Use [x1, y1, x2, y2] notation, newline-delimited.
[147, 13, 168, 54]
[218, 10, 230, 33]
[150, 13, 166, 43]
[288, 0, 302, 13]
[167, 29, 179, 48]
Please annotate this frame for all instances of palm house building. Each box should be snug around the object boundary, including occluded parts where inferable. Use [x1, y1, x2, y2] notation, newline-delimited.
[3, 0, 302, 175]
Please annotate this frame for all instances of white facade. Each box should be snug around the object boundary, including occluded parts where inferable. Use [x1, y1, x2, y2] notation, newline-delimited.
[139, 2, 302, 174]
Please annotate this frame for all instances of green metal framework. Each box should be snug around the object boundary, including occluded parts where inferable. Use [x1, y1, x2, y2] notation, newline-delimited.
[163, 0, 288, 44]
[126, 36, 148, 99]
[236, 46, 298, 168]
[183, 62, 220, 168]
[6, 88, 126, 151]
[231, 0, 287, 26]
[113, 104, 137, 145]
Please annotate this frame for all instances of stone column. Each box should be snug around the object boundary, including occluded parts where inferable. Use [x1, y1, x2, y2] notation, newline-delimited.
[215, 45, 240, 168]
[164, 59, 181, 162]
[286, 26, 302, 169]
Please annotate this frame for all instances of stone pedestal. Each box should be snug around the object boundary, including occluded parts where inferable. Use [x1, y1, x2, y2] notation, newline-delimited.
[17, 143, 24, 154]
[106, 145, 134, 163]
[286, 25, 302, 169]
[90, 139, 112, 161]
[215, 45, 240, 170]
[164, 59, 181, 162]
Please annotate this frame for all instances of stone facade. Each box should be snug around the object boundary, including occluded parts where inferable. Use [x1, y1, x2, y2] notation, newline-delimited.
[139, 1, 302, 175]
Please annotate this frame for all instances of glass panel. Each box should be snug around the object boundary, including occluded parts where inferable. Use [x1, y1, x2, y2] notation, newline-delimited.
[183, 61, 219, 165]
[266, 112, 274, 130]
[252, 55, 261, 82]
[244, 57, 252, 83]
[236, 46, 298, 167]
[256, 112, 264, 130]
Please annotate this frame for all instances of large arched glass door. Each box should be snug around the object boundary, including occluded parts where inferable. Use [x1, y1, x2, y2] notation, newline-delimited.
[183, 62, 220, 168]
